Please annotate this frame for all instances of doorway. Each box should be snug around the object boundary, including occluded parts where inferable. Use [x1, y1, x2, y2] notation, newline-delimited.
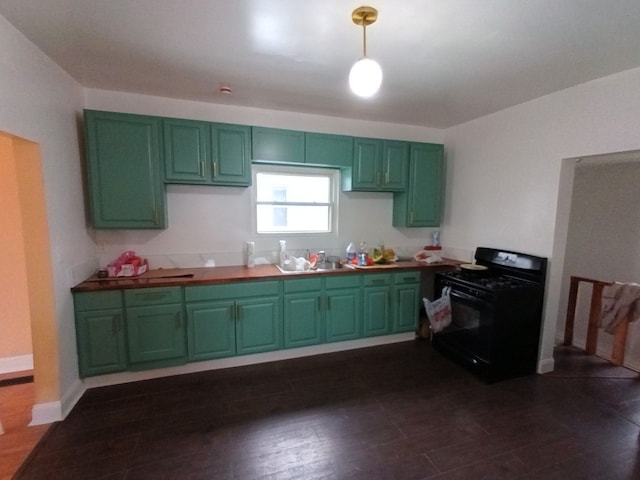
[551, 150, 640, 370]
[0, 131, 60, 425]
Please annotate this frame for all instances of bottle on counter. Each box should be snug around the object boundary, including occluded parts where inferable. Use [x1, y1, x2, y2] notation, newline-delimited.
[357, 241, 368, 266]
[346, 242, 357, 262]
[279, 240, 287, 267]
[246, 241, 255, 268]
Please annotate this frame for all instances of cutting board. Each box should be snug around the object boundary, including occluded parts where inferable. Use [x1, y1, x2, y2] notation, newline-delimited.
[344, 263, 399, 270]
[84, 268, 195, 282]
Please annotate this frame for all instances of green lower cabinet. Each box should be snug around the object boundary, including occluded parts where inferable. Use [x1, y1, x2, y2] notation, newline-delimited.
[126, 304, 187, 367]
[76, 308, 127, 377]
[325, 275, 362, 342]
[74, 291, 127, 377]
[236, 296, 282, 354]
[394, 278, 421, 333]
[185, 280, 282, 359]
[186, 301, 236, 361]
[363, 286, 392, 337]
[283, 291, 323, 348]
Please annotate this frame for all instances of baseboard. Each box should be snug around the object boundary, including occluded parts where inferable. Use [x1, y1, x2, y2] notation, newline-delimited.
[29, 401, 62, 426]
[537, 356, 555, 374]
[83, 333, 415, 389]
[60, 378, 86, 420]
[0, 354, 34, 374]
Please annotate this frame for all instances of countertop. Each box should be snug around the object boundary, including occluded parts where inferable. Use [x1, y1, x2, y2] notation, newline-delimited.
[71, 259, 463, 293]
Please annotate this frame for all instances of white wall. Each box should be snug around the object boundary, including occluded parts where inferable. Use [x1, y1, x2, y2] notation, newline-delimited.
[443, 67, 640, 372]
[84, 89, 447, 268]
[0, 14, 91, 417]
[562, 160, 640, 370]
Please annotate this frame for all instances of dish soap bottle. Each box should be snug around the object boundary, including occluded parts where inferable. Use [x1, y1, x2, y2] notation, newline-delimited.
[346, 242, 357, 262]
[279, 240, 287, 267]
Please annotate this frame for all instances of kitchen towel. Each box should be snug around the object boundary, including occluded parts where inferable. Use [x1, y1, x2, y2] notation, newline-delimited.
[599, 282, 640, 333]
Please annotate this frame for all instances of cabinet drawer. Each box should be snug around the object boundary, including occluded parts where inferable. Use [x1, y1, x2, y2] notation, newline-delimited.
[394, 271, 421, 284]
[283, 277, 322, 293]
[325, 274, 361, 289]
[74, 291, 123, 311]
[363, 273, 393, 287]
[124, 287, 182, 306]
[185, 280, 280, 302]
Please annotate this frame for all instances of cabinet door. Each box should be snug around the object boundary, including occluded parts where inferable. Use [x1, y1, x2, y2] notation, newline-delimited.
[126, 304, 186, 365]
[211, 123, 251, 186]
[363, 286, 392, 337]
[283, 292, 322, 348]
[163, 118, 209, 183]
[186, 301, 236, 360]
[235, 296, 282, 355]
[84, 110, 166, 229]
[381, 141, 408, 191]
[394, 284, 420, 333]
[393, 143, 444, 227]
[325, 288, 361, 342]
[252, 127, 305, 164]
[76, 308, 127, 377]
[350, 138, 382, 190]
[305, 132, 353, 168]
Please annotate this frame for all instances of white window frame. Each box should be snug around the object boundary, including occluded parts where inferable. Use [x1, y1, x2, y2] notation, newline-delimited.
[252, 164, 339, 237]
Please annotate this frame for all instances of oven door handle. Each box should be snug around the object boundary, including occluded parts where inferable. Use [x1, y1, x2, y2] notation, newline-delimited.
[449, 289, 493, 308]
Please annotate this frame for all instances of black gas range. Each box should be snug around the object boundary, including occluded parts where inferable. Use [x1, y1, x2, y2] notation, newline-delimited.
[433, 247, 548, 383]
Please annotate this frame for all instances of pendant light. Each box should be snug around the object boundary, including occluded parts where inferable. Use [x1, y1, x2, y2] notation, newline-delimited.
[349, 6, 382, 98]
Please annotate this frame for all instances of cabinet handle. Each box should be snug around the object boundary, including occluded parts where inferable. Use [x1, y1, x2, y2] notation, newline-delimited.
[372, 278, 385, 284]
[152, 208, 158, 225]
[376, 171, 382, 186]
[229, 304, 236, 321]
[317, 296, 322, 311]
[236, 304, 242, 320]
[175, 312, 181, 329]
[384, 170, 390, 185]
[409, 211, 414, 224]
[136, 291, 169, 301]
[212, 161, 217, 178]
[112, 314, 121, 334]
[199, 160, 205, 177]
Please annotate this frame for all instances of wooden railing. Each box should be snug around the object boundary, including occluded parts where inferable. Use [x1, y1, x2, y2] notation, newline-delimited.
[563, 275, 629, 365]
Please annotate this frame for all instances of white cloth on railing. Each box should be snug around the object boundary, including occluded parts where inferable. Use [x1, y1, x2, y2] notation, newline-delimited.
[599, 282, 640, 333]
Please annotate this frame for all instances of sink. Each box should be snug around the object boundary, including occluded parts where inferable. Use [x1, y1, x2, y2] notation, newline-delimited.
[274, 263, 343, 274]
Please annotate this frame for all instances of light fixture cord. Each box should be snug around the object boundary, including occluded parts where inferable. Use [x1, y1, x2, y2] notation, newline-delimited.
[362, 14, 368, 57]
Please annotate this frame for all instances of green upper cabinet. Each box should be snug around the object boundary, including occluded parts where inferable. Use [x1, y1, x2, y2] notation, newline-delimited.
[344, 138, 408, 191]
[164, 119, 251, 186]
[392, 143, 444, 228]
[163, 118, 209, 183]
[252, 127, 305, 164]
[84, 110, 166, 229]
[305, 132, 353, 168]
[211, 123, 252, 185]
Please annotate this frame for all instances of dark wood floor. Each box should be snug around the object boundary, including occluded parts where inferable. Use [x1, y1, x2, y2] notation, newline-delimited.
[13, 341, 640, 479]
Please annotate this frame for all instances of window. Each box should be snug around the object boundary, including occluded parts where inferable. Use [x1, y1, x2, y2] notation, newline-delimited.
[254, 165, 338, 234]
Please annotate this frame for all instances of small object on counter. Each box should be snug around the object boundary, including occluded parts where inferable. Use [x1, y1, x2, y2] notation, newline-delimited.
[414, 249, 443, 264]
[431, 231, 440, 247]
[246, 241, 255, 268]
[107, 250, 148, 277]
[279, 240, 287, 267]
[96, 268, 108, 278]
[346, 242, 357, 262]
[357, 252, 368, 266]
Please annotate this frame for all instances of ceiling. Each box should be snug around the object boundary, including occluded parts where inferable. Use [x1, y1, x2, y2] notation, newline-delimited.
[2, 0, 640, 129]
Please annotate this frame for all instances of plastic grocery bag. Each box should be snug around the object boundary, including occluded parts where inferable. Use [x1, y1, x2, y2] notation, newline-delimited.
[423, 287, 452, 333]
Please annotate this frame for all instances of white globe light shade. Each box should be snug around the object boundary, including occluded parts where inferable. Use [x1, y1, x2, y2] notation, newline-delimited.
[349, 57, 382, 98]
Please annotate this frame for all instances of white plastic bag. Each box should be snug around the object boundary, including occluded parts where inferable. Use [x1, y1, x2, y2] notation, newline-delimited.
[423, 287, 452, 333]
